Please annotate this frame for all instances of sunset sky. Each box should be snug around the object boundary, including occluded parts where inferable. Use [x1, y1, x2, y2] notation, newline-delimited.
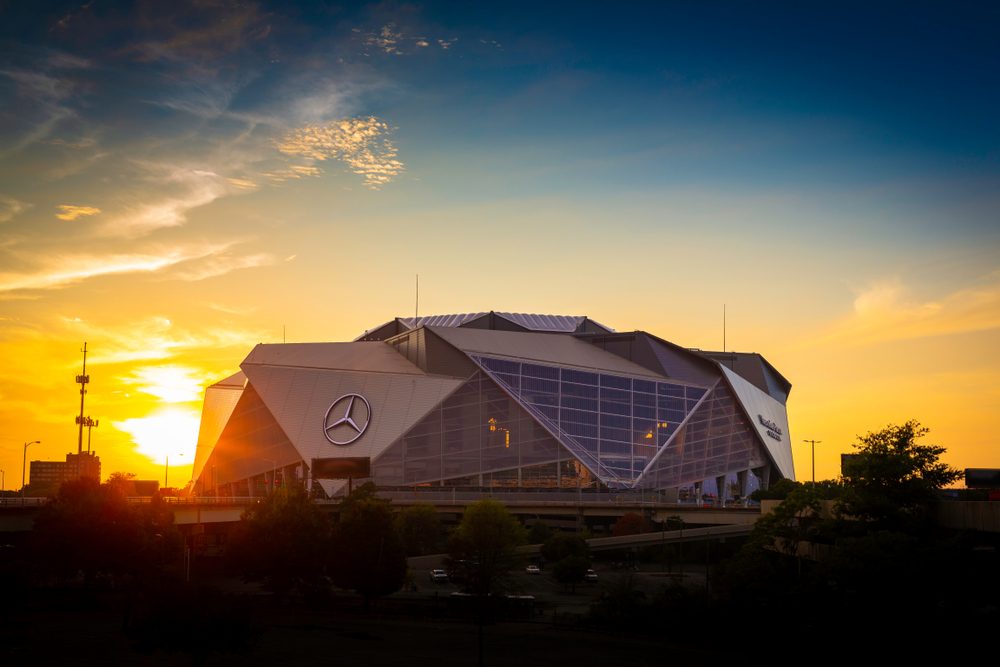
[1, 1, 997, 488]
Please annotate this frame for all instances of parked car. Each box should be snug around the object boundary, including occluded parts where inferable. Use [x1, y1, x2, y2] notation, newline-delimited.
[585, 569, 598, 582]
[525, 564, 541, 575]
[429, 569, 449, 582]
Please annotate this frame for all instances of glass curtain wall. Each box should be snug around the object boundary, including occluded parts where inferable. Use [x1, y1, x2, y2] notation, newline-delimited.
[473, 355, 709, 487]
[372, 372, 597, 489]
[636, 381, 768, 493]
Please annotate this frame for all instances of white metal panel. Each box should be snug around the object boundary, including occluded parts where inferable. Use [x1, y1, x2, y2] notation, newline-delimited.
[243, 341, 424, 374]
[431, 326, 666, 379]
[720, 365, 795, 480]
[191, 381, 244, 484]
[242, 364, 464, 473]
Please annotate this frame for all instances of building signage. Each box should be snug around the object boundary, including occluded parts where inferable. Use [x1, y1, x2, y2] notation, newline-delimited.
[757, 414, 783, 442]
[323, 394, 372, 445]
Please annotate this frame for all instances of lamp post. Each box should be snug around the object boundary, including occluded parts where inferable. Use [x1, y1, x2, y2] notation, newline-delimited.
[22, 439, 41, 505]
[165, 453, 185, 489]
[803, 439, 822, 483]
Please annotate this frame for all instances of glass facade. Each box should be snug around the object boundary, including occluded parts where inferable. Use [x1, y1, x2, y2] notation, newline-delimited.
[472, 355, 709, 487]
[636, 382, 767, 492]
[372, 372, 598, 489]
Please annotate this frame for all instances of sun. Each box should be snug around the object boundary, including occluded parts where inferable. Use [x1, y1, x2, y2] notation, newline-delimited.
[113, 407, 201, 466]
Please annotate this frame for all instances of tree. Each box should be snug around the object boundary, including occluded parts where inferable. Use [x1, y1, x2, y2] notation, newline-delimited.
[395, 504, 443, 556]
[227, 487, 332, 597]
[329, 492, 406, 605]
[839, 419, 961, 526]
[447, 499, 526, 597]
[612, 512, 649, 537]
[447, 499, 527, 667]
[541, 533, 591, 592]
[31, 477, 182, 585]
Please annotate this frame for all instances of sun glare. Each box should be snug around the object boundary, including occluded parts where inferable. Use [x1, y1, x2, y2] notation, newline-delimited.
[125, 364, 211, 403]
[113, 408, 201, 465]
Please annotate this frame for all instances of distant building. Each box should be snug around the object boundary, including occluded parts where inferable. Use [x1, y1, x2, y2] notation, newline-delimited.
[28, 451, 101, 493]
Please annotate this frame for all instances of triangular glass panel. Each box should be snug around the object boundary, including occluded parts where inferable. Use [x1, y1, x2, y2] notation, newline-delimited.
[469, 355, 710, 488]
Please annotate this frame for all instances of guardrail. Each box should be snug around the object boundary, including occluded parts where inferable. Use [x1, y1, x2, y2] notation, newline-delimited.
[0, 497, 48, 507]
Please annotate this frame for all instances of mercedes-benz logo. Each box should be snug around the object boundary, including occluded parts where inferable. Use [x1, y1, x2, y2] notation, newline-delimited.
[323, 393, 372, 446]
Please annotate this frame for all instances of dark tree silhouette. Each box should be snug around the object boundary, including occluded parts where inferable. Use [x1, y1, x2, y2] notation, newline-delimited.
[542, 533, 592, 592]
[840, 419, 961, 526]
[227, 487, 332, 597]
[611, 512, 649, 537]
[395, 503, 443, 556]
[31, 477, 182, 585]
[329, 492, 406, 605]
[447, 499, 527, 597]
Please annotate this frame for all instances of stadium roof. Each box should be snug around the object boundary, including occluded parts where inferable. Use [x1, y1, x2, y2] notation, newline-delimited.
[357, 311, 613, 341]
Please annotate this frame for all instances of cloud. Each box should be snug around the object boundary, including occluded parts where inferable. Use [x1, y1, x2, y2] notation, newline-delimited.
[207, 302, 258, 316]
[0, 242, 234, 293]
[366, 24, 404, 55]
[63, 315, 266, 365]
[820, 274, 1000, 346]
[55, 204, 101, 221]
[120, 364, 217, 403]
[168, 252, 275, 281]
[0, 195, 31, 223]
[226, 177, 258, 190]
[277, 116, 404, 188]
[100, 166, 231, 237]
[0, 66, 80, 153]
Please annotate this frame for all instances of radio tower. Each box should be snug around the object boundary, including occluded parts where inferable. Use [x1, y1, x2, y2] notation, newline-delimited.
[75, 342, 89, 455]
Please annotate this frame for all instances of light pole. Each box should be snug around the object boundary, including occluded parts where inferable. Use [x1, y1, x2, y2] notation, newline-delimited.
[803, 439, 822, 483]
[22, 439, 41, 505]
[165, 453, 186, 489]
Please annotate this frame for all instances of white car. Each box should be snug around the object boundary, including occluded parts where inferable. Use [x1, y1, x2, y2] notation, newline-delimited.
[429, 569, 449, 582]
[585, 569, 598, 582]
[525, 564, 541, 575]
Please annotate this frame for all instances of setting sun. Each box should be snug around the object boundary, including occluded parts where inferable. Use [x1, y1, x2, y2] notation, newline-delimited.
[113, 408, 201, 468]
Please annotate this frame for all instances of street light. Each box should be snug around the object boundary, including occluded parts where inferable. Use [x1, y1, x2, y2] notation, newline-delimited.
[803, 439, 822, 483]
[165, 453, 185, 489]
[22, 439, 41, 505]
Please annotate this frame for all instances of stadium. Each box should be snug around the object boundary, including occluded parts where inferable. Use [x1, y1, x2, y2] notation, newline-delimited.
[192, 312, 794, 502]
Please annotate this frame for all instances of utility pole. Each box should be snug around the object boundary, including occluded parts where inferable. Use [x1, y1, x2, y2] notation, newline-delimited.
[803, 439, 822, 482]
[75, 343, 89, 456]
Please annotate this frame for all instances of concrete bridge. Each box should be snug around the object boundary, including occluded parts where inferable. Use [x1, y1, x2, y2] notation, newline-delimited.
[0, 493, 761, 532]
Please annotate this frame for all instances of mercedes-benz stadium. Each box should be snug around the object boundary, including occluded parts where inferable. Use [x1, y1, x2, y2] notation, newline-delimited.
[192, 312, 795, 502]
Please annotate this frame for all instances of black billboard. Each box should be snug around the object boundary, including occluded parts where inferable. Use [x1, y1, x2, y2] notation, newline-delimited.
[311, 457, 371, 479]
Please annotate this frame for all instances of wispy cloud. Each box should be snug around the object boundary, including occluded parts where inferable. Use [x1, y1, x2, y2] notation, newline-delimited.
[0, 59, 83, 154]
[100, 166, 231, 237]
[168, 252, 275, 281]
[277, 116, 404, 188]
[207, 302, 258, 316]
[63, 315, 266, 365]
[55, 204, 101, 221]
[819, 274, 1000, 346]
[0, 195, 31, 223]
[0, 243, 233, 293]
